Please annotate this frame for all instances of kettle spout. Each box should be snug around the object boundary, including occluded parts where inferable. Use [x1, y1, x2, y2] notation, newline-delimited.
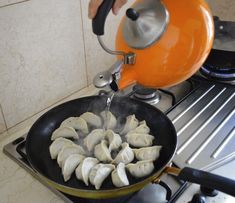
[93, 60, 137, 91]
[93, 36, 136, 91]
[93, 60, 123, 92]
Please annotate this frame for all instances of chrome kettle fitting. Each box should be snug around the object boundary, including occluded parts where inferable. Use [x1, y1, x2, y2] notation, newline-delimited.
[93, 36, 136, 91]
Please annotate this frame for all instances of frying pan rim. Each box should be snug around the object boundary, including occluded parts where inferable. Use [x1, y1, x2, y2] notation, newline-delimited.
[25, 95, 177, 194]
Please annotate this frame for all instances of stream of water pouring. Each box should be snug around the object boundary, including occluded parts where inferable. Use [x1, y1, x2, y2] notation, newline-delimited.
[103, 92, 115, 130]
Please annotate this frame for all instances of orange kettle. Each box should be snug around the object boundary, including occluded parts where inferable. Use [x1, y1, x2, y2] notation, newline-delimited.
[92, 0, 214, 90]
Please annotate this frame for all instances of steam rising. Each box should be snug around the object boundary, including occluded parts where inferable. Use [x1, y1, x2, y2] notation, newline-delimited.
[72, 92, 154, 158]
[69, 90, 158, 160]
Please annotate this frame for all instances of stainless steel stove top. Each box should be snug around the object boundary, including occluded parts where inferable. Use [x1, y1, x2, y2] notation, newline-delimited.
[167, 79, 235, 170]
[3, 75, 235, 203]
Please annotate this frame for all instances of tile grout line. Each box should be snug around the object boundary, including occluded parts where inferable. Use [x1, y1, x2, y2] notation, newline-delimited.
[0, 0, 30, 9]
[79, 0, 90, 87]
[0, 104, 8, 132]
[6, 85, 94, 131]
[1, 1, 92, 133]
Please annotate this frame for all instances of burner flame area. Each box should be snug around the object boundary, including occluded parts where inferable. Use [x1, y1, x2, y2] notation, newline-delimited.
[133, 85, 161, 105]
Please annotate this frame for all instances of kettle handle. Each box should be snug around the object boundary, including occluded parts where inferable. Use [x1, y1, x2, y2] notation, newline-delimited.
[92, 0, 115, 35]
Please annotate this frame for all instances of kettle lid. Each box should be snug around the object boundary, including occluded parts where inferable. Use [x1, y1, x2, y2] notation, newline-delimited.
[122, 0, 169, 49]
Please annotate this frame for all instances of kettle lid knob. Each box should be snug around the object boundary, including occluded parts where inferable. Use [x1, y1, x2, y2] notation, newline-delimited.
[126, 8, 139, 21]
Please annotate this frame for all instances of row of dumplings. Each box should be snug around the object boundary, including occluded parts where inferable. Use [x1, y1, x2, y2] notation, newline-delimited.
[51, 111, 117, 141]
[51, 112, 156, 150]
[49, 112, 162, 189]
[49, 137, 159, 189]
[50, 123, 160, 167]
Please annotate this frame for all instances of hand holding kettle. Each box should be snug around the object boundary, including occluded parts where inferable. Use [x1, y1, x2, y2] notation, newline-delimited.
[88, 0, 128, 19]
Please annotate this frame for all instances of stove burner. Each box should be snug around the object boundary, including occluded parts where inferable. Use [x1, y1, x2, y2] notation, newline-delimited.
[133, 85, 161, 105]
[200, 66, 235, 82]
[201, 49, 235, 84]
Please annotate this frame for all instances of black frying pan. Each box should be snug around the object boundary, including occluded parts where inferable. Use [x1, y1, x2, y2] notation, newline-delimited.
[25, 96, 235, 199]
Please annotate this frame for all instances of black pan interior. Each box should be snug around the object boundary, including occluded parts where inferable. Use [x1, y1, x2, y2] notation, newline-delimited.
[26, 96, 177, 190]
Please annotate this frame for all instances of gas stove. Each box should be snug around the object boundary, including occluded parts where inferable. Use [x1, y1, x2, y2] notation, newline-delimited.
[3, 75, 235, 203]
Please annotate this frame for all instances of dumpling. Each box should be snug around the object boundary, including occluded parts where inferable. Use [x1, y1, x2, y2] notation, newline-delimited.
[51, 126, 78, 141]
[62, 154, 85, 181]
[60, 117, 89, 134]
[113, 142, 134, 164]
[49, 137, 74, 159]
[126, 160, 154, 178]
[83, 129, 105, 152]
[100, 111, 117, 130]
[121, 115, 139, 135]
[94, 140, 113, 162]
[133, 146, 162, 161]
[133, 120, 150, 134]
[111, 163, 129, 187]
[126, 132, 154, 147]
[75, 157, 99, 186]
[80, 112, 102, 128]
[106, 130, 122, 152]
[89, 163, 115, 190]
[57, 144, 85, 167]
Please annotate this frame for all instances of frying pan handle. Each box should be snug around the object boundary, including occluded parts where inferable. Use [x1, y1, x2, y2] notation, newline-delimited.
[92, 0, 115, 35]
[178, 167, 235, 197]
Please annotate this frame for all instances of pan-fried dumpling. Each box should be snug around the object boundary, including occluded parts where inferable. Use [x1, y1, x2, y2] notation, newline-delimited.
[51, 126, 78, 141]
[75, 157, 99, 186]
[113, 143, 134, 164]
[89, 163, 115, 190]
[62, 154, 85, 181]
[100, 111, 117, 130]
[80, 112, 102, 128]
[111, 163, 129, 187]
[133, 120, 150, 134]
[133, 146, 162, 161]
[126, 160, 154, 178]
[57, 144, 85, 167]
[106, 130, 122, 152]
[94, 140, 113, 162]
[121, 115, 139, 135]
[49, 138, 74, 159]
[83, 129, 105, 152]
[60, 117, 89, 134]
[126, 132, 154, 147]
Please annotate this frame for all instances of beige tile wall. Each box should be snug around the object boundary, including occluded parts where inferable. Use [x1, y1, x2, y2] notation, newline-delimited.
[0, 0, 234, 133]
[0, 0, 29, 8]
[0, 105, 7, 134]
[207, 0, 235, 21]
[0, 0, 87, 129]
